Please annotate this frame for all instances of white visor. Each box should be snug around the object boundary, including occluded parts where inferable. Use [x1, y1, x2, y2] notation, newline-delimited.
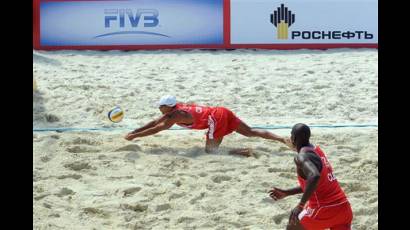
[158, 95, 177, 107]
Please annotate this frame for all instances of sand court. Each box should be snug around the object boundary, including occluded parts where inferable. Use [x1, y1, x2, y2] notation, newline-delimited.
[33, 49, 377, 229]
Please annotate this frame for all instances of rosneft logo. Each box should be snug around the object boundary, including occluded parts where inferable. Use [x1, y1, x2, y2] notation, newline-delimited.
[270, 4, 295, 39]
[269, 3, 374, 40]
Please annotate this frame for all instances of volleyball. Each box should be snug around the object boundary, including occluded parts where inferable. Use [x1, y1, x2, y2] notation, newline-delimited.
[108, 106, 124, 123]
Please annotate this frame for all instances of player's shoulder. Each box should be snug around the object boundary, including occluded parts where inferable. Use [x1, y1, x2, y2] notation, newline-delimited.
[294, 152, 307, 163]
[166, 109, 187, 120]
[295, 151, 319, 164]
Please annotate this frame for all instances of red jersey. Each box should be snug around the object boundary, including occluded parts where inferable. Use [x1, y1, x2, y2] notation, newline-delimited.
[174, 103, 241, 140]
[297, 146, 348, 208]
[175, 103, 214, 129]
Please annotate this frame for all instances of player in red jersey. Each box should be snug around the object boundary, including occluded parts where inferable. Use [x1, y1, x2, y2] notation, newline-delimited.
[269, 123, 353, 230]
[125, 95, 291, 156]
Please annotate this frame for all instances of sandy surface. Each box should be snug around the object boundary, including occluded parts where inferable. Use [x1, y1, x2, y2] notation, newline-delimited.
[33, 49, 378, 229]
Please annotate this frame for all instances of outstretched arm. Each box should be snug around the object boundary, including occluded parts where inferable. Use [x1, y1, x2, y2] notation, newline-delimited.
[125, 112, 178, 140]
[130, 120, 159, 134]
[127, 120, 174, 139]
[129, 112, 173, 134]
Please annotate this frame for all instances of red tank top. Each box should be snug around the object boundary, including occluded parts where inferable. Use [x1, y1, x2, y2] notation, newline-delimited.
[297, 146, 348, 207]
[175, 103, 214, 130]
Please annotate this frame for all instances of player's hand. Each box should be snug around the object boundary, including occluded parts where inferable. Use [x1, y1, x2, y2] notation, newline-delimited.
[289, 205, 303, 226]
[269, 187, 288, 200]
[284, 137, 296, 151]
[124, 133, 137, 141]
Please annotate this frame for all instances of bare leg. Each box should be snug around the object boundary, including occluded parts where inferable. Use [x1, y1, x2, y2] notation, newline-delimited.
[205, 138, 252, 157]
[205, 137, 224, 154]
[235, 121, 286, 144]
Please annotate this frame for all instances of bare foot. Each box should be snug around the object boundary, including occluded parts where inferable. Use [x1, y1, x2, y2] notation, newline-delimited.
[229, 148, 253, 157]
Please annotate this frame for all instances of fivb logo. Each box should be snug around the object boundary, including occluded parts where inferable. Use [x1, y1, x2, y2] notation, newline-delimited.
[104, 9, 159, 28]
[96, 9, 170, 38]
[270, 4, 295, 39]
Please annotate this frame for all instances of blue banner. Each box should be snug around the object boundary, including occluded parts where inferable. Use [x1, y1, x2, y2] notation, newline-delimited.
[40, 0, 223, 46]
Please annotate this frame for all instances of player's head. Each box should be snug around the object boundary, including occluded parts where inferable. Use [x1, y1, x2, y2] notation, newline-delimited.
[291, 123, 311, 149]
[158, 95, 177, 114]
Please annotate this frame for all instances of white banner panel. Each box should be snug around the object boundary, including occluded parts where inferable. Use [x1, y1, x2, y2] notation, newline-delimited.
[231, 0, 378, 44]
